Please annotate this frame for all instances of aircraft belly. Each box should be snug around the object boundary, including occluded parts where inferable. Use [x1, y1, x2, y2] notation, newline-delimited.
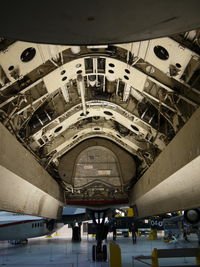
[0, 29, 200, 217]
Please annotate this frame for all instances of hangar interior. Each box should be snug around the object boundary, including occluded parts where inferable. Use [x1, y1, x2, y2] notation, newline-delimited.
[1, 7, 200, 265]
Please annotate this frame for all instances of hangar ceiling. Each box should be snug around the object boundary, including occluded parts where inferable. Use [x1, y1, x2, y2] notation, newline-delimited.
[0, 30, 200, 207]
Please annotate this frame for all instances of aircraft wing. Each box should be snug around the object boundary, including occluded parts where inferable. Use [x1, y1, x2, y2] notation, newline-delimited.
[61, 207, 89, 225]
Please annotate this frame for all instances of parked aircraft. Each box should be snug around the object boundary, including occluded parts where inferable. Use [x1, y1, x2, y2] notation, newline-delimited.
[163, 209, 200, 244]
[0, 207, 87, 244]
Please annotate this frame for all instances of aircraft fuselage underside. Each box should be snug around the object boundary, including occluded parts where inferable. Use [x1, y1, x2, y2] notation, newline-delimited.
[0, 31, 200, 216]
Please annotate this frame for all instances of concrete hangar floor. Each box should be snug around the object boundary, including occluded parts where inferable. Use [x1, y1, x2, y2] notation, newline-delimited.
[0, 225, 199, 267]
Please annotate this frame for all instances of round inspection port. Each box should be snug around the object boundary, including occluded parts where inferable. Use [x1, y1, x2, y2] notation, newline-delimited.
[153, 45, 169, 60]
[76, 63, 82, 68]
[176, 63, 181, 68]
[108, 69, 114, 74]
[62, 76, 67, 81]
[94, 127, 100, 130]
[109, 63, 115, 68]
[77, 70, 83, 74]
[124, 75, 129, 80]
[104, 111, 113, 116]
[60, 70, 66, 75]
[54, 126, 63, 133]
[20, 47, 36, 62]
[131, 125, 139, 132]
[73, 135, 78, 139]
[8, 65, 14, 71]
[125, 69, 130, 74]
[116, 134, 122, 139]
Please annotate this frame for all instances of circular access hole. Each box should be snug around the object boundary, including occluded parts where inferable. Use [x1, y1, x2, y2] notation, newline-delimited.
[124, 75, 129, 80]
[176, 63, 181, 68]
[153, 45, 169, 60]
[62, 76, 67, 81]
[94, 127, 100, 131]
[73, 135, 78, 139]
[8, 65, 14, 71]
[80, 111, 89, 116]
[108, 69, 114, 74]
[76, 63, 82, 68]
[77, 70, 83, 74]
[116, 134, 122, 139]
[54, 126, 63, 133]
[109, 63, 115, 68]
[104, 111, 113, 116]
[131, 125, 139, 132]
[20, 47, 36, 62]
[125, 69, 130, 74]
[60, 70, 66, 75]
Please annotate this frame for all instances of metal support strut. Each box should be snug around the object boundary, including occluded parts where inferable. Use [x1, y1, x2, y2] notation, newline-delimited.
[91, 210, 108, 262]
